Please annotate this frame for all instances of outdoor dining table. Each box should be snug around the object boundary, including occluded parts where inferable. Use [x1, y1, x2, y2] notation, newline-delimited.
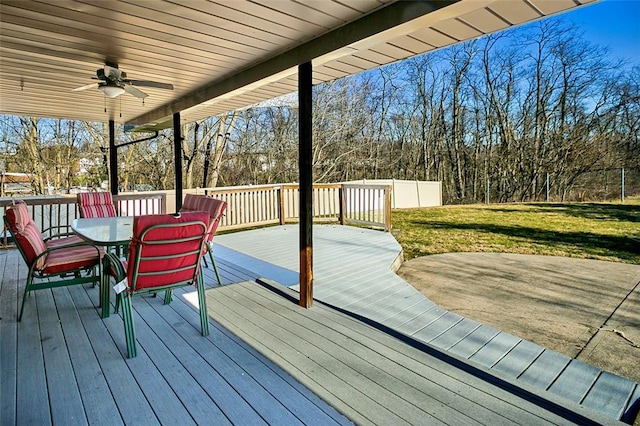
[72, 216, 134, 318]
[71, 216, 133, 247]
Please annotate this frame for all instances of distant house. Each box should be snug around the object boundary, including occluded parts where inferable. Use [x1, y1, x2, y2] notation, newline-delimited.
[0, 172, 32, 196]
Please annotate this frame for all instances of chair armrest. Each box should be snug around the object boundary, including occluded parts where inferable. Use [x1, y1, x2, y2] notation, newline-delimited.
[103, 252, 127, 283]
[42, 224, 75, 241]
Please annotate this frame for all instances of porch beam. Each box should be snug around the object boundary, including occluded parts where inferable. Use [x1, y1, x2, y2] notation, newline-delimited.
[108, 119, 118, 195]
[298, 61, 313, 308]
[173, 112, 183, 212]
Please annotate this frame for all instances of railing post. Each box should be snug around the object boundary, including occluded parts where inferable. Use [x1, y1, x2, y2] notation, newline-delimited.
[339, 185, 345, 225]
[385, 185, 392, 232]
[278, 186, 286, 225]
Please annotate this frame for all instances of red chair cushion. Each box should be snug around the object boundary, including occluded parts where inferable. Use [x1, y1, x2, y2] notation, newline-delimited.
[77, 192, 117, 218]
[6, 204, 47, 269]
[43, 243, 101, 274]
[182, 193, 206, 211]
[180, 195, 227, 242]
[127, 211, 209, 291]
[6, 201, 31, 232]
[14, 222, 47, 269]
[46, 235, 84, 248]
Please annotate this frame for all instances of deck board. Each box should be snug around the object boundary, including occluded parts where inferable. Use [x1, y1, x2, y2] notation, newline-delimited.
[206, 280, 610, 425]
[548, 360, 601, 403]
[413, 311, 464, 342]
[582, 372, 638, 420]
[469, 332, 522, 369]
[17, 288, 51, 425]
[38, 289, 88, 424]
[209, 286, 394, 425]
[215, 285, 470, 425]
[519, 350, 572, 389]
[52, 288, 124, 425]
[0, 251, 18, 426]
[448, 325, 501, 358]
[167, 293, 343, 425]
[491, 339, 544, 378]
[429, 317, 482, 350]
[67, 284, 160, 425]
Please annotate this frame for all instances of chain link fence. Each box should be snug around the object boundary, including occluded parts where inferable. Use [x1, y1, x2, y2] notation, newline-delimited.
[444, 168, 639, 205]
[554, 168, 639, 203]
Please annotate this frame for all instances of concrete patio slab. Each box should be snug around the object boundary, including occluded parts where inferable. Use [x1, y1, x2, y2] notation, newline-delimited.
[397, 253, 640, 384]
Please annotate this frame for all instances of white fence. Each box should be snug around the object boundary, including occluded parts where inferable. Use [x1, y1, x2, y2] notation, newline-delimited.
[344, 179, 442, 208]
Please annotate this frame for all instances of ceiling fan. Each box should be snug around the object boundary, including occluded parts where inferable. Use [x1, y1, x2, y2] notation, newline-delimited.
[72, 63, 174, 99]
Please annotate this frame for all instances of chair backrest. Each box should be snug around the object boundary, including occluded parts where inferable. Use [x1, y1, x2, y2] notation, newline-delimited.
[126, 211, 210, 292]
[77, 192, 117, 218]
[4, 201, 46, 269]
[181, 194, 227, 241]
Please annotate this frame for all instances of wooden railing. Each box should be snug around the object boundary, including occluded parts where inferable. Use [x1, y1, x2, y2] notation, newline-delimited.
[205, 183, 392, 231]
[0, 193, 166, 245]
[341, 184, 392, 231]
[115, 192, 166, 216]
[0, 183, 391, 246]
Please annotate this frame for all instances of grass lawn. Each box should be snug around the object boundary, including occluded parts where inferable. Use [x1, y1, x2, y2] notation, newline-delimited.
[392, 196, 640, 264]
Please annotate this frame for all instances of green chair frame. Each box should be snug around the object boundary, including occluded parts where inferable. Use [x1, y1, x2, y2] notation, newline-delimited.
[4, 216, 102, 321]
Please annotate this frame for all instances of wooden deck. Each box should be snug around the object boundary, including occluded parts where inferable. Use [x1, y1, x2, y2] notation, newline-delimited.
[206, 279, 617, 425]
[0, 249, 349, 425]
[215, 225, 640, 424]
[1, 224, 637, 425]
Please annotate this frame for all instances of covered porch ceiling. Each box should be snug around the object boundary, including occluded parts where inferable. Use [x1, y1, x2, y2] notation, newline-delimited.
[1, 0, 596, 129]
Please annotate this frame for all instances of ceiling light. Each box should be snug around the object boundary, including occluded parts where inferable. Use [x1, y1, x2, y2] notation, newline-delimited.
[99, 84, 125, 98]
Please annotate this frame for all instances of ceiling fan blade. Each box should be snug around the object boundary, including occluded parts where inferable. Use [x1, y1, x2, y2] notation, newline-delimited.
[126, 80, 174, 90]
[123, 83, 148, 99]
[72, 82, 99, 92]
[104, 65, 122, 81]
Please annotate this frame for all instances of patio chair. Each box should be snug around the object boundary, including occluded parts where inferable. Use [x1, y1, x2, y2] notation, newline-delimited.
[180, 194, 227, 285]
[4, 200, 103, 321]
[103, 211, 210, 358]
[77, 191, 117, 218]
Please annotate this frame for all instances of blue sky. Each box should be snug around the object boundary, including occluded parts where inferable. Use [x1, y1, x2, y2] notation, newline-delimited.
[562, 0, 640, 64]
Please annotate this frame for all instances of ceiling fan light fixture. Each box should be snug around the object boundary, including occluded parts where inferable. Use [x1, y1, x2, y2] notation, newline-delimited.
[99, 84, 125, 98]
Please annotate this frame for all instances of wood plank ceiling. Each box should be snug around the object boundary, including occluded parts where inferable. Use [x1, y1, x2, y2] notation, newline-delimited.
[0, 0, 596, 128]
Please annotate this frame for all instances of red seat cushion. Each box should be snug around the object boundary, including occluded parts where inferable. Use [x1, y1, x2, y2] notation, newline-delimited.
[127, 212, 209, 291]
[46, 235, 84, 248]
[43, 243, 101, 274]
